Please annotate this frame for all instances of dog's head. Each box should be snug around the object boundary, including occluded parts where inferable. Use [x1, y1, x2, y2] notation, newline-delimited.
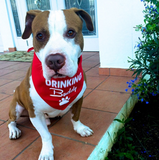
[22, 8, 93, 80]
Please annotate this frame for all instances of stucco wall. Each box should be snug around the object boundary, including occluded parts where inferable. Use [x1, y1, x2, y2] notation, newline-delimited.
[97, 0, 144, 69]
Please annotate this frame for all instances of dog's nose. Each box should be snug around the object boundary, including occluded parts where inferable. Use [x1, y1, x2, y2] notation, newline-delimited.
[45, 54, 65, 72]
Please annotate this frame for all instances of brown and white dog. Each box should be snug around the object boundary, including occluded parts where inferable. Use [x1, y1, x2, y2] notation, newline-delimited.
[7, 8, 94, 160]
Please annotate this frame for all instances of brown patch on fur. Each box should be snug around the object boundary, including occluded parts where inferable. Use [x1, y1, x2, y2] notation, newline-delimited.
[71, 70, 86, 121]
[32, 11, 50, 53]
[22, 10, 50, 53]
[63, 9, 84, 50]
[83, 70, 87, 85]
[22, 10, 42, 39]
[69, 8, 93, 31]
[63, 8, 93, 51]
[8, 65, 35, 124]
[71, 96, 83, 121]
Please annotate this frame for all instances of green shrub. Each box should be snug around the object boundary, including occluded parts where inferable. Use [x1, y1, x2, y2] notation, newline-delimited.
[127, 0, 159, 103]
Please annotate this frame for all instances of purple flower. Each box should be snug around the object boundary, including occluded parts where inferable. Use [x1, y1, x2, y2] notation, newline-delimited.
[152, 92, 157, 96]
[125, 89, 128, 92]
[128, 85, 132, 88]
[146, 101, 149, 104]
[131, 80, 135, 83]
[137, 43, 141, 48]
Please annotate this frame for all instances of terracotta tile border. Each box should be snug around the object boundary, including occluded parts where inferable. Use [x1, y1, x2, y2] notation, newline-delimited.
[8, 47, 17, 52]
[99, 67, 133, 77]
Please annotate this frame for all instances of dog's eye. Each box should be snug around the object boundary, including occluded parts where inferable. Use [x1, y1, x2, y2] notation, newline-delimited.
[66, 30, 76, 38]
[36, 32, 45, 41]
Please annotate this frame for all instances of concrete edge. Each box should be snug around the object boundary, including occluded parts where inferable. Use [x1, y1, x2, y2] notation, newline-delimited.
[87, 94, 138, 160]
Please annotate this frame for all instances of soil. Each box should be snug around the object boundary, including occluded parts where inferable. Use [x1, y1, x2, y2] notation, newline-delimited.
[128, 95, 159, 159]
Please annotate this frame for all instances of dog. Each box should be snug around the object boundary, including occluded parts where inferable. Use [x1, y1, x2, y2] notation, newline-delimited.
[7, 8, 94, 160]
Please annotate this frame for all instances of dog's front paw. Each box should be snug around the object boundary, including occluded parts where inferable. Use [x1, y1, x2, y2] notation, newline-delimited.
[8, 122, 21, 139]
[39, 144, 54, 160]
[72, 120, 93, 137]
[39, 149, 54, 160]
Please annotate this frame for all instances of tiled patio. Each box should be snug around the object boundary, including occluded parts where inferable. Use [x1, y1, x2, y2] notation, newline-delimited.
[0, 52, 133, 160]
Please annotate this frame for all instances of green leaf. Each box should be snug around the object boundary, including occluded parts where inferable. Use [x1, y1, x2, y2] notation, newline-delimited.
[142, 71, 149, 79]
[116, 152, 125, 158]
[117, 127, 126, 136]
[126, 137, 133, 141]
[154, 33, 158, 44]
[124, 118, 133, 123]
[125, 153, 134, 160]
[133, 68, 143, 78]
[114, 118, 125, 124]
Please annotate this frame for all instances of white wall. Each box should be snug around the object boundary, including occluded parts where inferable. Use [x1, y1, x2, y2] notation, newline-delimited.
[83, 37, 99, 51]
[97, 0, 144, 69]
[0, 0, 15, 51]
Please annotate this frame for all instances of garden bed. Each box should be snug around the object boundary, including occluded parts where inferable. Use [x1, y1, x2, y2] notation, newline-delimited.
[106, 95, 159, 160]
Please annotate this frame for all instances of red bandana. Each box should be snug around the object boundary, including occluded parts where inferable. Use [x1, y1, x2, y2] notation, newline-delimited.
[31, 50, 85, 110]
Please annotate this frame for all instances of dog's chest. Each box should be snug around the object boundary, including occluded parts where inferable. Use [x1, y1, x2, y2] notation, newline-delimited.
[29, 76, 69, 117]
[29, 72, 86, 118]
[27, 51, 86, 117]
[31, 53, 85, 110]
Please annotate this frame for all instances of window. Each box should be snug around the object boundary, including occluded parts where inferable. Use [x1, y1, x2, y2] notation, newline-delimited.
[10, 0, 22, 37]
[26, 0, 50, 10]
[65, 0, 96, 36]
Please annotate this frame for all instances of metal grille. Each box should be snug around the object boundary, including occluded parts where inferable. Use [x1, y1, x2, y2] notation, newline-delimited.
[10, 0, 22, 37]
[26, 0, 50, 10]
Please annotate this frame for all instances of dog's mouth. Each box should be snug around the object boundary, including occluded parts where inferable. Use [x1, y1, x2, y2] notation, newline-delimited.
[52, 72, 66, 78]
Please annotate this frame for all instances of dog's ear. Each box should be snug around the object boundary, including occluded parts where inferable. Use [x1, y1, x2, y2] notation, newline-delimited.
[70, 8, 94, 31]
[22, 10, 41, 39]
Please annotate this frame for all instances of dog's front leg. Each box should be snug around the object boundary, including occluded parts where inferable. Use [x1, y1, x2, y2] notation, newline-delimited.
[30, 112, 54, 160]
[71, 97, 93, 137]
